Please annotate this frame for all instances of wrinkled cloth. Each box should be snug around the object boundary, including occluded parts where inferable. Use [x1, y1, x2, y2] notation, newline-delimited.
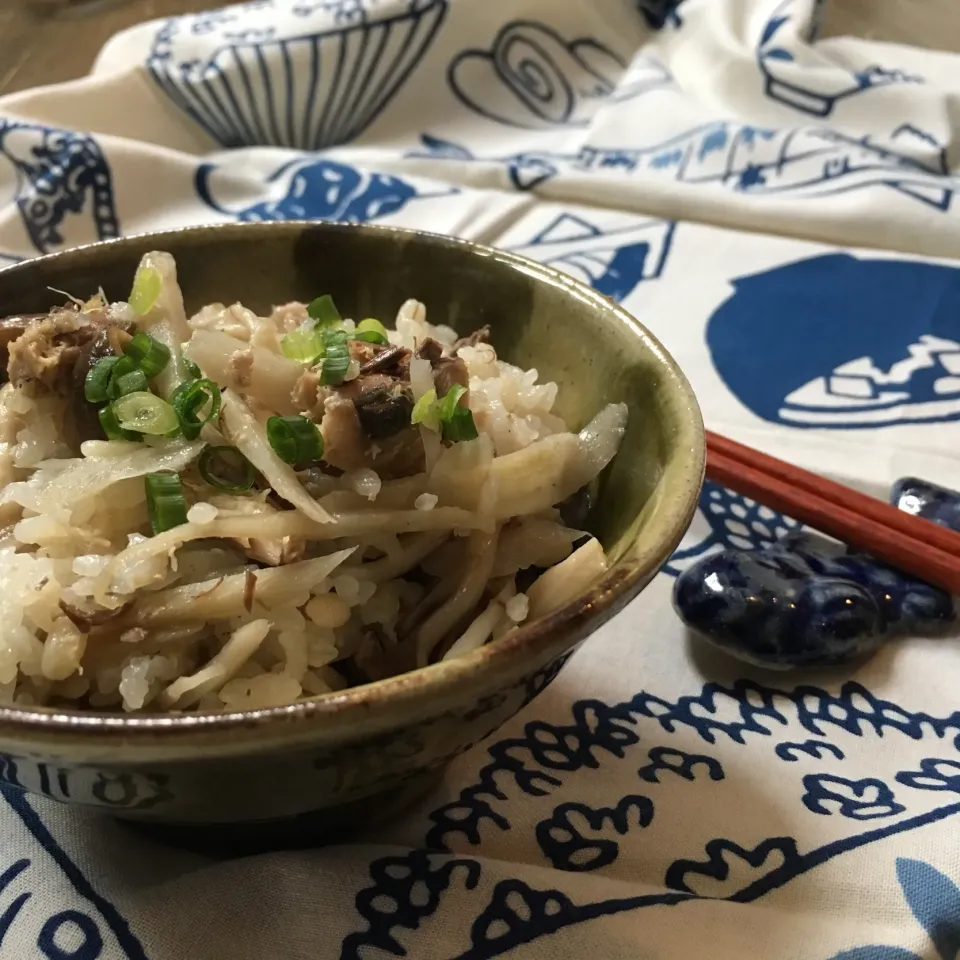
[0, 1, 959, 957]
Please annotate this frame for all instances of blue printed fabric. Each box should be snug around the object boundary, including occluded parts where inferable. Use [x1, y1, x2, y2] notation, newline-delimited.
[0, 0, 958, 956]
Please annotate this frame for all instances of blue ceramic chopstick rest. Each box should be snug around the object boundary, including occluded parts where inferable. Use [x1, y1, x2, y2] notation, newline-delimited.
[673, 477, 959, 669]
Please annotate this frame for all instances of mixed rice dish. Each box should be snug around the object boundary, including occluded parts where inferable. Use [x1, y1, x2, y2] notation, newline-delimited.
[0, 252, 626, 712]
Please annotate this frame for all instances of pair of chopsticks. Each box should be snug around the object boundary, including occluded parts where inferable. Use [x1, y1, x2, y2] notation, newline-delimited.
[705, 430, 960, 596]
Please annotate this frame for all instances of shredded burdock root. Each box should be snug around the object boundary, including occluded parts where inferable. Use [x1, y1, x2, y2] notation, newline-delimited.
[0, 254, 628, 712]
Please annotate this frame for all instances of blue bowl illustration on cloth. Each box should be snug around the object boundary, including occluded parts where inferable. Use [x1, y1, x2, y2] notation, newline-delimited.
[147, 0, 448, 149]
[756, 0, 921, 118]
[673, 477, 959, 669]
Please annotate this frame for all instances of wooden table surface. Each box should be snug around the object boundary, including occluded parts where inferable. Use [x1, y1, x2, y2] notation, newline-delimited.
[0, 0, 958, 97]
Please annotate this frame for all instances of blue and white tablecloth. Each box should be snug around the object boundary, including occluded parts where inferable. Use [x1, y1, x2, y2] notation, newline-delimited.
[0, 0, 959, 956]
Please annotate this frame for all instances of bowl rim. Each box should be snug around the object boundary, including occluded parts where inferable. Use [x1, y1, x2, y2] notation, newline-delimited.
[0, 220, 705, 745]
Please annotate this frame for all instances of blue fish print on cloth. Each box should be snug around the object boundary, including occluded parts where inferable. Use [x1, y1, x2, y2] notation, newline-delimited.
[508, 212, 675, 301]
[830, 859, 960, 959]
[0, 787, 146, 958]
[342, 681, 960, 958]
[663, 479, 801, 577]
[196, 154, 456, 222]
[706, 254, 960, 429]
[148, 0, 448, 149]
[412, 121, 957, 208]
[448, 21, 671, 129]
[0, 120, 118, 254]
[758, 0, 922, 118]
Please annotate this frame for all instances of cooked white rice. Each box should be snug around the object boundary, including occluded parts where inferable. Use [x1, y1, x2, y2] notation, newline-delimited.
[0, 251, 626, 712]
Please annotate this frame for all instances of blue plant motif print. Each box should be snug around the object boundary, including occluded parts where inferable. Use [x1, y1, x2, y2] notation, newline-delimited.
[341, 848, 481, 960]
[426, 679, 960, 854]
[411, 121, 957, 209]
[758, 0, 922, 118]
[0, 787, 147, 958]
[196, 155, 457, 222]
[636, 746, 725, 784]
[802, 774, 906, 820]
[467, 880, 579, 955]
[344, 678, 960, 958]
[897, 759, 960, 794]
[509, 213, 675, 302]
[535, 795, 653, 871]
[666, 837, 801, 896]
[148, 0, 448, 149]
[776, 740, 846, 763]
[448, 21, 671, 130]
[0, 120, 119, 255]
[707, 254, 960, 429]
[830, 859, 960, 960]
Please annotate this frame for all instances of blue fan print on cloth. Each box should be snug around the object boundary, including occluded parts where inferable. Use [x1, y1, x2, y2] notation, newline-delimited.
[508, 212, 675, 301]
[448, 21, 672, 129]
[342, 681, 960, 959]
[758, 0, 922, 117]
[412, 121, 956, 209]
[707, 253, 960, 429]
[196, 154, 456, 222]
[0, 787, 146, 959]
[147, 0, 448, 149]
[0, 120, 118, 254]
[830, 859, 960, 959]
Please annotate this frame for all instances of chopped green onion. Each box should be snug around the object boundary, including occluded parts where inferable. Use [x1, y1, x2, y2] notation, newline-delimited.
[307, 295, 342, 328]
[129, 266, 162, 317]
[319, 329, 350, 385]
[172, 378, 221, 440]
[105, 356, 134, 397]
[98, 405, 138, 442]
[266, 415, 323, 465]
[411, 388, 440, 430]
[436, 383, 468, 421]
[442, 405, 479, 443]
[112, 392, 181, 436]
[281, 327, 325, 364]
[145, 472, 187, 535]
[84, 356, 120, 403]
[351, 318, 389, 345]
[437, 384, 478, 442]
[411, 384, 478, 442]
[111, 367, 150, 398]
[124, 332, 171, 378]
[199, 446, 256, 493]
[184, 356, 202, 380]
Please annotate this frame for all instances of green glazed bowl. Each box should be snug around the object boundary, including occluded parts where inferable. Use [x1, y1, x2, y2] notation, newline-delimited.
[0, 221, 703, 849]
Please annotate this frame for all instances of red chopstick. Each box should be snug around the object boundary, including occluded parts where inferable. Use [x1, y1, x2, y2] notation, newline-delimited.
[704, 430, 960, 596]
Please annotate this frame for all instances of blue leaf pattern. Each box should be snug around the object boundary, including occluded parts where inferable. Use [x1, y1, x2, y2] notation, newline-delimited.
[832, 949, 922, 960]
[897, 859, 960, 960]
[828, 860, 960, 960]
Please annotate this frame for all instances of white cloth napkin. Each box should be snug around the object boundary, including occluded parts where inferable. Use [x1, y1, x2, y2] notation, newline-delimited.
[0, 0, 959, 957]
